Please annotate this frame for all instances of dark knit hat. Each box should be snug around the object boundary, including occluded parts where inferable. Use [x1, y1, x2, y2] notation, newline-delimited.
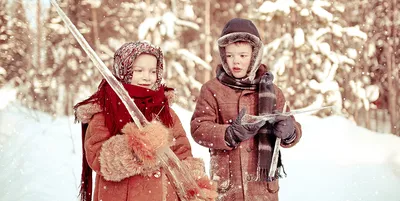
[220, 18, 261, 38]
[218, 18, 264, 81]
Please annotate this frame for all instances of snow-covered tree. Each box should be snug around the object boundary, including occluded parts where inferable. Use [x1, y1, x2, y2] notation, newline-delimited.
[356, 0, 400, 134]
[38, 0, 98, 116]
[6, 0, 35, 115]
[255, 0, 371, 118]
[6, 0, 32, 84]
[137, 1, 211, 110]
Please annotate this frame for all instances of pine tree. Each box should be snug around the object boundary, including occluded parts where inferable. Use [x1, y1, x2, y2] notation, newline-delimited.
[7, 0, 34, 114]
[253, 0, 368, 117]
[42, 0, 94, 116]
[0, 0, 11, 84]
[6, 0, 32, 84]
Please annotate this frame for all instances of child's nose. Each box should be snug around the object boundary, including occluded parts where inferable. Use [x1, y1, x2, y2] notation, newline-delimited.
[142, 71, 150, 80]
[233, 56, 239, 64]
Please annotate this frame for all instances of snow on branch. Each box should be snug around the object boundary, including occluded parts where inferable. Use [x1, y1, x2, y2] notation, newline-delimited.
[177, 49, 212, 70]
[311, 2, 333, 21]
[258, 1, 276, 14]
[188, 76, 202, 90]
[311, 27, 330, 41]
[83, 0, 101, 8]
[308, 79, 340, 94]
[343, 26, 367, 40]
[294, 28, 305, 48]
[0, 67, 6, 76]
[139, 12, 199, 40]
[264, 38, 283, 58]
[174, 19, 199, 30]
[138, 17, 161, 40]
[171, 61, 189, 83]
[99, 44, 115, 59]
[297, 94, 325, 113]
[317, 42, 355, 65]
[0, 83, 17, 110]
[258, 0, 297, 15]
[349, 80, 380, 110]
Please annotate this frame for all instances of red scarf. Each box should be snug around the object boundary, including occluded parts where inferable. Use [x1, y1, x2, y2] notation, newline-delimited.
[74, 79, 174, 201]
[75, 79, 174, 134]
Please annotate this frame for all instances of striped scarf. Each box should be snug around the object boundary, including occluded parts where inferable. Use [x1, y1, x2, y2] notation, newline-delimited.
[216, 66, 284, 182]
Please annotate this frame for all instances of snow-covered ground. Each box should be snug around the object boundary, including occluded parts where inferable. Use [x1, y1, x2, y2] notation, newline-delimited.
[0, 87, 399, 201]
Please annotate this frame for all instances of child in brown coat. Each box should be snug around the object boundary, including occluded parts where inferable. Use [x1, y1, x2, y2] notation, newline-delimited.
[191, 18, 302, 201]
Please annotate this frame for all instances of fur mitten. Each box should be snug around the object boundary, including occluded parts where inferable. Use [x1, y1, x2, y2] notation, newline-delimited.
[99, 134, 154, 181]
[122, 121, 174, 167]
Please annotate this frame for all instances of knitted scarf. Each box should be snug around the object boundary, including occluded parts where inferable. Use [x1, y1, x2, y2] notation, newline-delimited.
[73, 79, 174, 201]
[216, 66, 284, 182]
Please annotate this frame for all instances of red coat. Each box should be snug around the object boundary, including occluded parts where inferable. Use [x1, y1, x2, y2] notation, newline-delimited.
[191, 72, 302, 201]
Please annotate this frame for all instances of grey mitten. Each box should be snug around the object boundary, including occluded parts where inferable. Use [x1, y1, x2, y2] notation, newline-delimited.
[273, 115, 296, 143]
[225, 109, 266, 147]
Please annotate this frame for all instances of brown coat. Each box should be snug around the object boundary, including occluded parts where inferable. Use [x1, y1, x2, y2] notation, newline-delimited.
[191, 75, 302, 201]
[85, 109, 192, 201]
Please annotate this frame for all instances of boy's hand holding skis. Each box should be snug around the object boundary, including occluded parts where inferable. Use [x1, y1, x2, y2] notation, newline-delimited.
[225, 108, 266, 147]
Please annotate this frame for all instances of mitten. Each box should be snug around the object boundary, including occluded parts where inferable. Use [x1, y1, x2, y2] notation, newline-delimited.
[225, 108, 266, 147]
[122, 121, 174, 167]
[99, 134, 152, 181]
[273, 115, 296, 143]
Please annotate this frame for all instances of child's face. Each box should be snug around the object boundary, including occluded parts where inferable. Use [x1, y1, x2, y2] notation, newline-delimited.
[225, 43, 252, 79]
[131, 54, 158, 89]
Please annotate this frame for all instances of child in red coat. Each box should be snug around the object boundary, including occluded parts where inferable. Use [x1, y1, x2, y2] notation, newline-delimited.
[74, 41, 216, 201]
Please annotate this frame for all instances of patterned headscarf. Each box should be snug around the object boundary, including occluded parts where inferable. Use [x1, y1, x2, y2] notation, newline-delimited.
[112, 41, 164, 89]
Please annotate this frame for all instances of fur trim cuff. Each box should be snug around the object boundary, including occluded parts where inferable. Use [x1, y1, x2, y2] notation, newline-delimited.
[164, 90, 176, 106]
[74, 103, 102, 123]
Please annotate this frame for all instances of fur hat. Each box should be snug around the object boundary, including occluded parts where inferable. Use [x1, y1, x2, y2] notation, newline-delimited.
[112, 41, 164, 88]
[217, 18, 264, 81]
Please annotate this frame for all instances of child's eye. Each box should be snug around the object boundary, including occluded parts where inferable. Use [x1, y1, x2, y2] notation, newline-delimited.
[133, 69, 142, 73]
[226, 55, 232, 58]
[240, 55, 248, 58]
[151, 70, 157, 74]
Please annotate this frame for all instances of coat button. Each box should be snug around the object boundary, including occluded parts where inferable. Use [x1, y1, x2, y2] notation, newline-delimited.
[246, 147, 252, 152]
[246, 175, 252, 181]
[153, 171, 161, 178]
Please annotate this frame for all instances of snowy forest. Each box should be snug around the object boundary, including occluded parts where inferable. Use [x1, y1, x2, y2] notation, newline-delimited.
[0, 0, 399, 135]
